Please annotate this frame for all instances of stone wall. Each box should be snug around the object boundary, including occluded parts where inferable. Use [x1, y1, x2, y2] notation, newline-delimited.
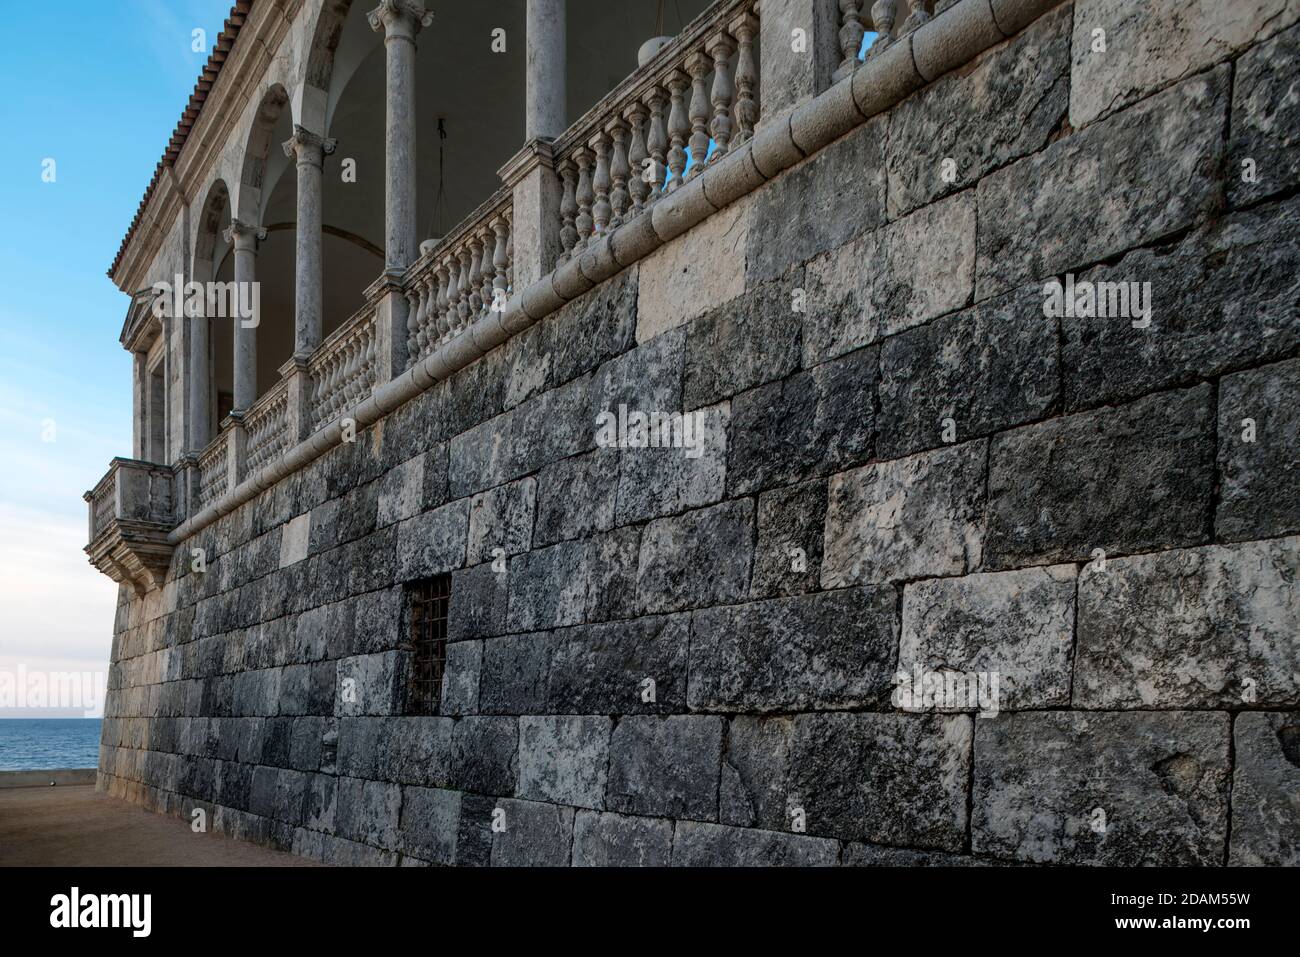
[97, 0, 1300, 866]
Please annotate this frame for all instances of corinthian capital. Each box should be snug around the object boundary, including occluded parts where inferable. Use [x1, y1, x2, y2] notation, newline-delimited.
[223, 218, 267, 248]
[368, 0, 433, 40]
[281, 125, 338, 167]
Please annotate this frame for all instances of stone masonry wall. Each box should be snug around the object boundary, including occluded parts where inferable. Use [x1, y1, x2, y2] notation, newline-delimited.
[98, 0, 1300, 866]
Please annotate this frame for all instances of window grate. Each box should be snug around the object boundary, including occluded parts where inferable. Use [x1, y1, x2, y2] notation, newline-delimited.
[407, 575, 450, 714]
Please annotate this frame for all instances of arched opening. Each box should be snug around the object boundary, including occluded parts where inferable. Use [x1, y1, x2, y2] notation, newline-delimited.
[192, 179, 233, 442]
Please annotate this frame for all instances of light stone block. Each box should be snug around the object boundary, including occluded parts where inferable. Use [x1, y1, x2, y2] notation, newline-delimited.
[278, 513, 311, 568]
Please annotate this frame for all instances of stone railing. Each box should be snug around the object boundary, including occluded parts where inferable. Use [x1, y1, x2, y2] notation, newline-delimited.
[83, 457, 176, 593]
[310, 301, 378, 428]
[196, 435, 228, 510]
[244, 376, 290, 473]
[552, 0, 759, 265]
[402, 187, 514, 364]
[835, 0, 932, 80]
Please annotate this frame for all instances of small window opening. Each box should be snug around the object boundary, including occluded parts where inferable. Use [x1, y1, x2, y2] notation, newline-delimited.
[407, 575, 451, 714]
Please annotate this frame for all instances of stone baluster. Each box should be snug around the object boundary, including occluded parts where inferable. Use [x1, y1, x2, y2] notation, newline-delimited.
[504, 209, 514, 293]
[686, 53, 711, 178]
[456, 247, 473, 330]
[645, 86, 669, 203]
[707, 32, 736, 162]
[558, 159, 578, 263]
[492, 215, 509, 309]
[573, 147, 595, 252]
[433, 261, 450, 343]
[865, 0, 895, 58]
[467, 237, 484, 319]
[900, 0, 930, 34]
[625, 102, 650, 217]
[730, 11, 759, 144]
[404, 284, 422, 359]
[443, 255, 461, 336]
[479, 226, 496, 316]
[590, 131, 612, 237]
[836, 0, 865, 80]
[608, 119, 630, 228]
[665, 70, 690, 190]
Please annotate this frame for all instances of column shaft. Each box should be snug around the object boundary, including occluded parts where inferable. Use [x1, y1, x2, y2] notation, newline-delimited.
[526, 0, 566, 140]
[283, 126, 336, 357]
[226, 220, 262, 411]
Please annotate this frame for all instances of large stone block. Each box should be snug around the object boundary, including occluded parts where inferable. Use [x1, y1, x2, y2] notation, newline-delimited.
[973, 711, 1230, 865]
[689, 588, 897, 712]
[335, 777, 402, 850]
[728, 346, 878, 495]
[804, 193, 976, 366]
[583, 526, 642, 623]
[1230, 23, 1300, 206]
[747, 116, 886, 284]
[986, 386, 1214, 567]
[490, 799, 575, 867]
[1075, 538, 1300, 708]
[637, 200, 749, 342]
[749, 480, 827, 599]
[976, 67, 1228, 300]
[822, 440, 987, 587]
[1230, 712, 1300, 866]
[384, 717, 453, 787]
[546, 615, 689, 714]
[788, 713, 972, 850]
[440, 639, 480, 715]
[614, 400, 729, 524]
[466, 477, 536, 565]
[877, 283, 1058, 460]
[398, 786, 461, 865]
[509, 372, 595, 477]
[375, 455, 424, 529]
[720, 715, 794, 830]
[449, 716, 518, 795]
[671, 822, 839, 867]
[517, 715, 612, 809]
[636, 500, 754, 614]
[590, 326, 684, 422]
[572, 810, 673, 866]
[334, 652, 402, 717]
[885, 4, 1071, 217]
[532, 449, 619, 547]
[682, 271, 804, 411]
[447, 562, 508, 642]
[900, 565, 1077, 711]
[1069, 0, 1300, 127]
[479, 633, 552, 714]
[506, 540, 588, 632]
[447, 412, 515, 498]
[1060, 198, 1300, 410]
[606, 715, 724, 820]
[394, 500, 468, 581]
[1217, 359, 1300, 541]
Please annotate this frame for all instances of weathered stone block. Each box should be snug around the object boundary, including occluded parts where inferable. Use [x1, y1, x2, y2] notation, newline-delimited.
[900, 564, 1077, 711]
[747, 116, 886, 284]
[394, 500, 468, 581]
[335, 777, 402, 850]
[606, 716, 724, 820]
[517, 715, 612, 809]
[636, 200, 748, 343]
[583, 526, 641, 623]
[440, 639, 481, 715]
[490, 799, 574, 867]
[682, 271, 803, 411]
[532, 449, 619, 547]
[614, 401, 729, 523]
[720, 716, 793, 830]
[546, 615, 689, 714]
[1230, 712, 1300, 866]
[384, 717, 453, 787]
[399, 786, 461, 865]
[986, 386, 1214, 567]
[449, 716, 518, 795]
[976, 67, 1228, 300]
[1217, 359, 1300, 541]
[506, 540, 588, 632]
[636, 500, 754, 614]
[878, 283, 1059, 460]
[804, 192, 976, 366]
[689, 588, 897, 712]
[788, 713, 972, 850]
[590, 326, 684, 420]
[1230, 23, 1300, 206]
[509, 373, 595, 477]
[447, 562, 508, 641]
[750, 480, 827, 599]
[843, 844, 991, 866]
[572, 810, 673, 866]
[448, 412, 515, 498]
[671, 821, 839, 866]
[278, 513, 310, 568]
[466, 477, 536, 564]
[729, 347, 879, 495]
[1061, 198, 1300, 410]
[334, 652, 402, 717]
[1075, 539, 1300, 708]
[822, 440, 987, 587]
[479, 633, 552, 714]
[885, 4, 1071, 217]
[1069, 0, 1299, 127]
[973, 711, 1230, 865]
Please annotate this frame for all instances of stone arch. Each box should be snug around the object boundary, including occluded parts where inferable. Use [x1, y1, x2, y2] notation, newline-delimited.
[192, 178, 231, 283]
[298, 0, 355, 137]
[234, 83, 293, 225]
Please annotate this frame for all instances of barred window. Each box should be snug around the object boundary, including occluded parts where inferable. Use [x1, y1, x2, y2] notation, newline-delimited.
[406, 575, 450, 714]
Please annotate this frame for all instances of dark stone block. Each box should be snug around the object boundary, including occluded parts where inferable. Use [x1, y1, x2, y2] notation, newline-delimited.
[1217, 358, 1300, 541]
[750, 480, 827, 599]
[448, 562, 508, 642]
[506, 540, 588, 632]
[606, 715, 723, 820]
[546, 615, 690, 714]
[449, 716, 518, 795]
[533, 449, 620, 547]
[1229, 24, 1300, 207]
[479, 633, 552, 715]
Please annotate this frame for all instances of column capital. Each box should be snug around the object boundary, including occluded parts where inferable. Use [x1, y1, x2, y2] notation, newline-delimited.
[282, 125, 337, 167]
[368, 0, 432, 41]
[223, 218, 266, 249]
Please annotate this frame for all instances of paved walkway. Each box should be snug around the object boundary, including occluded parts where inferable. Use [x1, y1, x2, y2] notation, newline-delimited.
[0, 785, 318, 866]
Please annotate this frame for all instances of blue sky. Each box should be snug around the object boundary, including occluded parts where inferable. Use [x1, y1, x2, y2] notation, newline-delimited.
[0, 0, 234, 714]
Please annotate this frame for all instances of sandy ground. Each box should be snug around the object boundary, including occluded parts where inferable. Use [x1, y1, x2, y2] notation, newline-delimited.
[0, 785, 319, 866]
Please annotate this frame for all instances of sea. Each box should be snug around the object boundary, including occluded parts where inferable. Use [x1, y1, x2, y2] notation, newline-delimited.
[0, 719, 103, 771]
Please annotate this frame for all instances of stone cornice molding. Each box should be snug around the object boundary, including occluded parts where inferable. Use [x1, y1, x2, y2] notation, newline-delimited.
[368, 0, 433, 41]
[498, 137, 557, 188]
[282, 125, 338, 167]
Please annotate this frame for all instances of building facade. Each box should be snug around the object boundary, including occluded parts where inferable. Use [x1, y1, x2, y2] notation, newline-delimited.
[88, 0, 1300, 865]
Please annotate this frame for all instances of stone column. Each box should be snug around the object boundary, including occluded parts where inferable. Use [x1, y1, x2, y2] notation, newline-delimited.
[283, 125, 337, 358]
[499, 139, 561, 292]
[132, 351, 147, 460]
[526, 0, 566, 141]
[761, 0, 840, 118]
[224, 219, 266, 411]
[188, 302, 211, 452]
[369, 0, 432, 273]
